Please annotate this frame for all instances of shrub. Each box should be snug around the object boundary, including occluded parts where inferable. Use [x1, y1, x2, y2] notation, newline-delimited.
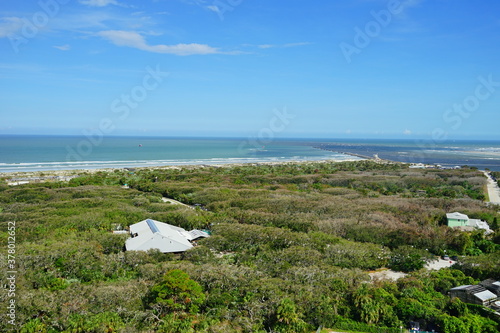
[388, 246, 429, 272]
[146, 269, 206, 315]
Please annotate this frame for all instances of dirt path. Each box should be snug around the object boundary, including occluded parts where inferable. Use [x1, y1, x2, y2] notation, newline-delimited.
[161, 197, 194, 209]
[483, 171, 500, 204]
[370, 259, 455, 281]
[425, 258, 456, 270]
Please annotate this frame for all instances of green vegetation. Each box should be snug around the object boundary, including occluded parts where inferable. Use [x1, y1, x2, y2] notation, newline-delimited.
[492, 171, 500, 187]
[1, 161, 500, 332]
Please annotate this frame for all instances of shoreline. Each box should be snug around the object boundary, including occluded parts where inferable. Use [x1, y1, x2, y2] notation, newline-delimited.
[0, 157, 367, 183]
[3, 137, 500, 175]
[0, 150, 363, 175]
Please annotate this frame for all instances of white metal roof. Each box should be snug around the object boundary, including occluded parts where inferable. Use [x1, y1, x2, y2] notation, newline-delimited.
[475, 290, 497, 302]
[451, 285, 497, 302]
[126, 219, 194, 253]
[446, 212, 469, 220]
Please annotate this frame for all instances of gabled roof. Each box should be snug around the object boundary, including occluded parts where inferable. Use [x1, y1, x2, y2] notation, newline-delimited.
[446, 212, 469, 220]
[126, 219, 194, 253]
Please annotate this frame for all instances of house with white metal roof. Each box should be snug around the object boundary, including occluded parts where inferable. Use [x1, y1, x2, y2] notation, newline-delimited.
[450, 285, 497, 306]
[125, 219, 210, 253]
[446, 212, 469, 227]
[446, 212, 492, 234]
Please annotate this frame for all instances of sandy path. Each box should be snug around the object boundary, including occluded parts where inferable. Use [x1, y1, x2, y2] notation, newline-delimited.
[483, 171, 500, 204]
[426, 258, 456, 270]
[161, 197, 194, 209]
[370, 259, 455, 281]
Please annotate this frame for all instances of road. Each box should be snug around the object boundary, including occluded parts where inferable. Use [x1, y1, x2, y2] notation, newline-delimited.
[483, 171, 500, 204]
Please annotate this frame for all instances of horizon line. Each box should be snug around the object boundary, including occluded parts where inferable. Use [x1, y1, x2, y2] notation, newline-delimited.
[1, 133, 500, 142]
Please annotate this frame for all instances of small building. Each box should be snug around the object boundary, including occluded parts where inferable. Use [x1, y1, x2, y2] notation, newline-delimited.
[446, 212, 469, 227]
[125, 219, 210, 253]
[450, 285, 497, 306]
[480, 279, 500, 297]
[446, 212, 492, 234]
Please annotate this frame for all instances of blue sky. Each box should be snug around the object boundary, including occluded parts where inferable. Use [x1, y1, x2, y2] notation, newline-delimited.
[1, 0, 499, 139]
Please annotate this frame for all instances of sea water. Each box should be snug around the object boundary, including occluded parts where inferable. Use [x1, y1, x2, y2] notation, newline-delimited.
[314, 138, 500, 171]
[0, 135, 357, 173]
[0, 136, 499, 173]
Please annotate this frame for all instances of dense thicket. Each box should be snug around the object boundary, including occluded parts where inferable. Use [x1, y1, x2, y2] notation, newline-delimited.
[1, 161, 499, 332]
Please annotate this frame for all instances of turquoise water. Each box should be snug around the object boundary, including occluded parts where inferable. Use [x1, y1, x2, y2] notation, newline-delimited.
[1, 136, 499, 173]
[0, 136, 357, 173]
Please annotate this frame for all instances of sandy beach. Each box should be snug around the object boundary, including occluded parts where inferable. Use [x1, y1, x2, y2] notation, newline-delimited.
[0, 158, 364, 185]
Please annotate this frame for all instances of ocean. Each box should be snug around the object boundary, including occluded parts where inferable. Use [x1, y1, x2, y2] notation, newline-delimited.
[0, 136, 358, 173]
[0, 135, 499, 173]
[314, 139, 500, 171]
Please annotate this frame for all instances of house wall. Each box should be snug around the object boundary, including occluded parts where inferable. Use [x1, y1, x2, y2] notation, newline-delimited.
[450, 290, 484, 306]
[448, 218, 468, 227]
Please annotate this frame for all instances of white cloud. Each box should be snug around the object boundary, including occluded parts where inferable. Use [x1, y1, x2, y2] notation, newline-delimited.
[79, 0, 120, 7]
[97, 30, 220, 55]
[206, 6, 220, 13]
[0, 17, 23, 38]
[53, 44, 71, 51]
[283, 42, 312, 48]
[258, 42, 311, 49]
[49, 10, 155, 33]
[403, 129, 412, 135]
